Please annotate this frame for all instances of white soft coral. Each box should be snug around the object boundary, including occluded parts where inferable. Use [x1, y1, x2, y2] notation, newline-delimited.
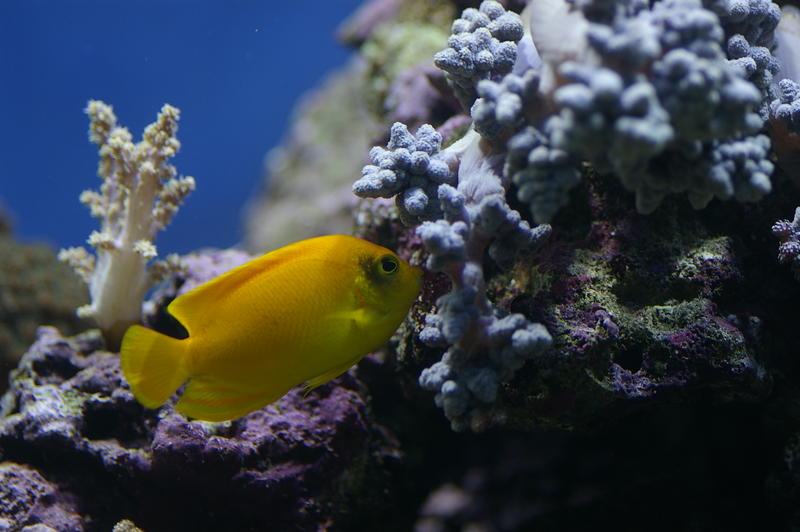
[59, 101, 194, 349]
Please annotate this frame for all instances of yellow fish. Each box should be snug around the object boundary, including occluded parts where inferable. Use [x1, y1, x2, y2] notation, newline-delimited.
[120, 235, 421, 421]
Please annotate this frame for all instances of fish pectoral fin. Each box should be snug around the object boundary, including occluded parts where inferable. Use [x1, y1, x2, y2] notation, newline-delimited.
[303, 356, 362, 395]
[329, 307, 377, 332]
[176, 377, 287, 422]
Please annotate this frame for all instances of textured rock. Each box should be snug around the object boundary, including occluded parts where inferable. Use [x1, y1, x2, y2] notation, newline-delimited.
[0, 462, 82, 532]
[0, 217, 90, 395]
[0, 326, 401, 531]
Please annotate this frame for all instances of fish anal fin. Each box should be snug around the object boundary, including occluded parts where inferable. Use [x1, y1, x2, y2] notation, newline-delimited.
[176, 377, 288, 422]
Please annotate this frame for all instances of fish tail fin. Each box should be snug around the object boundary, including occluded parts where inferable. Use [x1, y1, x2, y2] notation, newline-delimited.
[120, 325, 191, 409]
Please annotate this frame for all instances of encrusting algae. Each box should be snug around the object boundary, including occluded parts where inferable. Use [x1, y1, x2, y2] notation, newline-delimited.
[120, 234, 421, 421]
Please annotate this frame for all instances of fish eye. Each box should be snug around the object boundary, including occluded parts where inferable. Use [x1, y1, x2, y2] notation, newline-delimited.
[379, 255, 399, 275]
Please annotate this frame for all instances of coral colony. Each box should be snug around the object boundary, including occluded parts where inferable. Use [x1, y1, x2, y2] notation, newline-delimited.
[354, 0, 798, 430]
[59, 102, 195, 349]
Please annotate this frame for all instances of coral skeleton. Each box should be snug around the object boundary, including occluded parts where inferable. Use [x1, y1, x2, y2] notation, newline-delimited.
[59, 101, 194, 349]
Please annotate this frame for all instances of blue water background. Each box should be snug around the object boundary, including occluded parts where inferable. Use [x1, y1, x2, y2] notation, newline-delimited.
[0, 0, 363, 254]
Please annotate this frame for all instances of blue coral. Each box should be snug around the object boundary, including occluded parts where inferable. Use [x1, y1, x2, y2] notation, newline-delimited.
[434, 1, 524, 109]
[413, 151, 552, 429]
[770, 78, 800, 134]
[353, 122, 455, 225]
[508, 0, 772, 218]
[353, 0, 789, 430]
[653, 47, 762, 140]
[704, 0, 781, 108]
[585, 12, 661, 72]
[705, 0, 780, 48]
[550, 64, 675, 180]
[358, 119, 552, 429]
[506, 127, 582, 224]
[418, 307, 551, 431]
[471, 70, 541, 141]
[705, 134, 773, 202]
[726, 33, 780, 99]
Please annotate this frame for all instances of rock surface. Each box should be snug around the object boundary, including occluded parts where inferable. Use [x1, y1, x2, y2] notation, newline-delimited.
[0, 327, 401, 531]
[0, 205, 90, 395]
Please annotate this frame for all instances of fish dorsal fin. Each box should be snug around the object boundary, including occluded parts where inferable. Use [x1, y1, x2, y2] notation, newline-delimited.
[167, 236, 344, 334]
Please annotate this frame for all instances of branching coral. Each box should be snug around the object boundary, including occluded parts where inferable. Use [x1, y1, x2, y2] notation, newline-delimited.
[357, 125, 552, 431]
[59, 101, 194, 349]
[770, 78, 800, 134]
[434, 1, 524, 109]
[704, 0, 781, 103]
[505, 126, 581, 224]
[414, 147, 552, 429]
[354, 123, 456, 225]
[449, 0, 777, 223]
[471, 69, 542, 141]
[540, 0, 770, 217]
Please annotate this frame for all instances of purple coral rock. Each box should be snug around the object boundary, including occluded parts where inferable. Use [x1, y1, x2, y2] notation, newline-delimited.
[0, 462, 50, 529]
[0, 325, 400, 530]
[0, 462, 82, 532]
[608, 364, 657, 398]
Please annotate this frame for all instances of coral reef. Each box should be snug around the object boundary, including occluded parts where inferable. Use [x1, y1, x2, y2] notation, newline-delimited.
[350, 0, 797, 433]
[59, 101, 194, 349]
[355, 121, 554, 430]
[537, 0, 773, 216]
[5, 0, 800, 529]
